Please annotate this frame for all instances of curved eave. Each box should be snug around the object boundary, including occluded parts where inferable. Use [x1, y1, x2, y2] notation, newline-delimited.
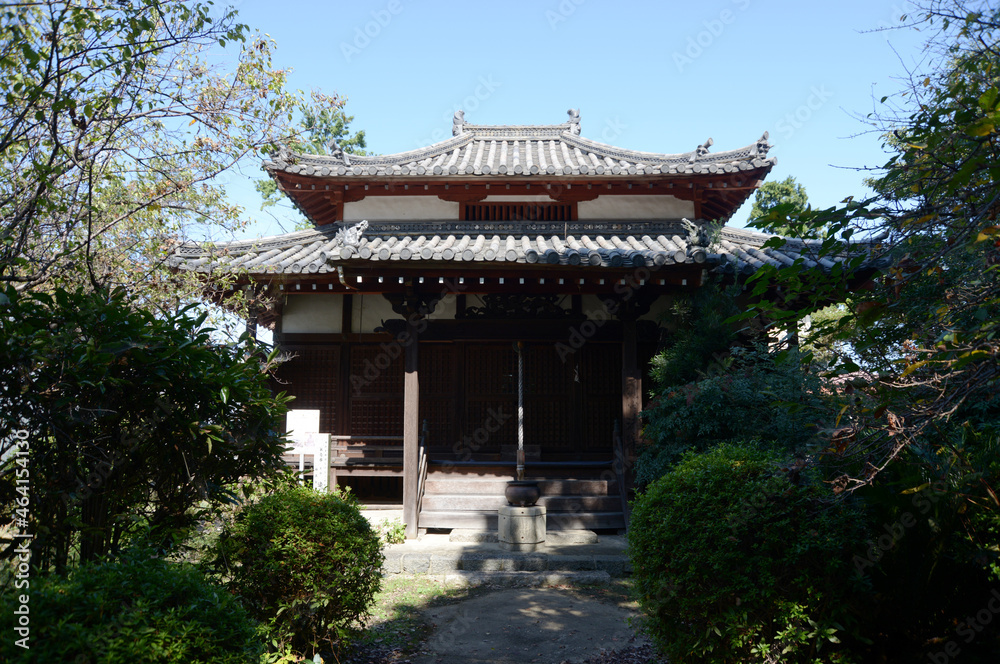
[263, 132, 775, 180]
[167, 223, 880, 280]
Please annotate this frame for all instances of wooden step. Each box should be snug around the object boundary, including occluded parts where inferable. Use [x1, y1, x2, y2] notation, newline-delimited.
[422, 494, 620, 512]
[418, 510, 626, 531]
[423, 478, 611, 496]
[425, 465, 614, 480]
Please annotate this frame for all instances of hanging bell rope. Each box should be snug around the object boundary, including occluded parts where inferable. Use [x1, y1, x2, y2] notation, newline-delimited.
[515, 340, 525, 481]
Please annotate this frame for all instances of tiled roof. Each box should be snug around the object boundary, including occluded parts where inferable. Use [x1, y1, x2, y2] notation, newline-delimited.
[264, 111, 776, 179]
[168, 221, 875, 277]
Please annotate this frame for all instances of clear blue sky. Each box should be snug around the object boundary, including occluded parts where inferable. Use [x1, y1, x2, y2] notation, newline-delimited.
[217, 0, 927, 239]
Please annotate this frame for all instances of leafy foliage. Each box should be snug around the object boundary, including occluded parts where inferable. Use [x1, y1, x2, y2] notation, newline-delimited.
[373, 517, 407, 545]
[0, 287, 291, 572]
[255, 91, 368, 216]
[0, 547, 264, 663]
[648, 279, 744, 388]
[748, 175, 820, 237]
[638, 347, 831, 486]
[0, 0, 327, 312]
[629, 443, 870, 664]
[743, 0, 1000, 493]
[840, 423, 1000, 659]
[217, 486, 384, 659]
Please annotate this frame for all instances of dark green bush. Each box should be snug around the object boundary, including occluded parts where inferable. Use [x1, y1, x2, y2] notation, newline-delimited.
[0, 287, 291, 571]
[628, 442, 870, 664]
[0, 548, 263, 663]
[218, 486, 384, 657]
[637, 347, 830, 486]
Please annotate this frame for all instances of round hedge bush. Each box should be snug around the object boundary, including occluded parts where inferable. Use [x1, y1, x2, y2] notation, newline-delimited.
[0, 548, 263, 664]
[219, 486, 384, 657]
[628, 442, 871, 664]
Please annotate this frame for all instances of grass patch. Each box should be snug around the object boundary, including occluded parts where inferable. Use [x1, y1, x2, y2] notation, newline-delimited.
[356, 576, 488, 654]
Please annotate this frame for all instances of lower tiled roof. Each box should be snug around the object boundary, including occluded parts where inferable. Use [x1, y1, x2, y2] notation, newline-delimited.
[168, 221, 878, 277]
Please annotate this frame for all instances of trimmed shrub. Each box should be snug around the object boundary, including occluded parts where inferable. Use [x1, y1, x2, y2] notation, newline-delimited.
[0, 548, 263, 663]
[218, 486, 384, 657]
[628, 442, 870, 664]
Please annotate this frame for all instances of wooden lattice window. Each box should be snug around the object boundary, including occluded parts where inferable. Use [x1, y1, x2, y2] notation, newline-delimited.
[463, 202, 574, 221]
[275, 347, 340, 434]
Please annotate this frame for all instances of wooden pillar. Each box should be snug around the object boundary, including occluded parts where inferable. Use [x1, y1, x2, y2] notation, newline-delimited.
[403, 319, 420, 539]
[244, 285, 258, 342]
[621, 319, 640, 500]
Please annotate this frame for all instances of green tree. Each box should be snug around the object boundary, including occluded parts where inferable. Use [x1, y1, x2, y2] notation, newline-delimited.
[254, 92, 368, 227]
[730, 5, 1000, 656]
[648, 279, 744, 388]
[744, 0, 1000, 505]
[747, 175, 818, 237]
[0, 287, 292, 572]
[0, 1, 338, 310]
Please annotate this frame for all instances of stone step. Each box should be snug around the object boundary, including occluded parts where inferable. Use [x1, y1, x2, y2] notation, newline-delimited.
[382, 550, 629, 576]
[422, 494, 620, 512]
[448, 529, 599, 545]
[418, 510, 626, 531]
[423, 478, 612, 496]
[439, 570, 612, 587]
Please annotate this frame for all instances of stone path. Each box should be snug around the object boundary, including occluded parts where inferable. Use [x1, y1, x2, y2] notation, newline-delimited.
[410, 587, 648, 664]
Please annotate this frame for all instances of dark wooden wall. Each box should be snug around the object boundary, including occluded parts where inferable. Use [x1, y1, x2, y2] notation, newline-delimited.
[275, 340, 622, 460]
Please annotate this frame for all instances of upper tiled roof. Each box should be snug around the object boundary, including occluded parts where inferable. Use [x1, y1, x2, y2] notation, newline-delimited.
[264, 110, 776, 179]
[168, 220, 876, 278]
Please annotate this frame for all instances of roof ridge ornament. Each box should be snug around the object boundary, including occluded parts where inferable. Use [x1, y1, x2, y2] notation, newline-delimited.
[689, 137, 714, 163]
[335, 220, 368, 248]
[755, 131, 772, 158]
[269, 143, 294, 166]
[567, 108, 581, 135]
[681, 218, 710, 248]
[329, 139, 351, 166]
[453, 110, 466, 136]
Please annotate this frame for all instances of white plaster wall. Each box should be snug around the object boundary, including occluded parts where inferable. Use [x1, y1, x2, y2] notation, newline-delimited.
[351, 293, 456, 333]
[581, 294, 614, 319]
[640, 294, 674, 323]
[578, 195, 694, 219]
[351, 293, 398, 333]
[344, 196, 459, 221]
[426, 293, 457, 320]
[579, 293, 672, 323]
[482, 194, 557, 202]
[281, 294, 343, 333]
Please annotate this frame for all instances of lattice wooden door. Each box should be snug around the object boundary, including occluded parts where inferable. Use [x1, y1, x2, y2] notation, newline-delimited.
[275, 346, 340, 435]
[463, 343, 517, 454]
[347, 344, 404, 437]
